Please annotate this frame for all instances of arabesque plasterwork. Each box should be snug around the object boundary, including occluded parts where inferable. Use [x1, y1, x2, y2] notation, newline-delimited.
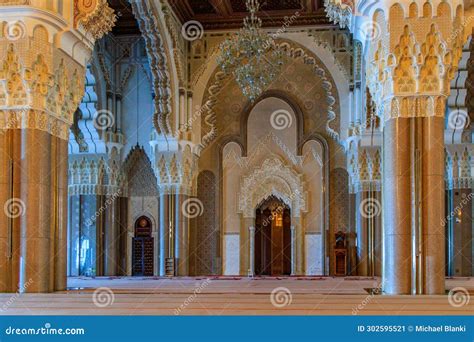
[238, 157, 307, 218]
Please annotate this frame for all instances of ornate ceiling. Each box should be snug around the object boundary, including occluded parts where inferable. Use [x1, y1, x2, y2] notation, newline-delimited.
[107, 0, 141, 35]
[169, 0, 332, 29]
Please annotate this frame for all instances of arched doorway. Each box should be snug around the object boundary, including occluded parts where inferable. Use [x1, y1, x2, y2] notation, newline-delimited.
[132, 217, 154, 276]
[255, 196, 292, 276]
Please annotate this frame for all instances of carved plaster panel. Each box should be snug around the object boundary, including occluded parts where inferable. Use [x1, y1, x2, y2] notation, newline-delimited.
[238, 157, 307, 218]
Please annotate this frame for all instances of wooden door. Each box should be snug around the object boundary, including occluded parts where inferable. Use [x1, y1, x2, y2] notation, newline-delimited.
[271, 222, 284, 275]
[132, 237, 154, 276]
[132, 217, 154, 276]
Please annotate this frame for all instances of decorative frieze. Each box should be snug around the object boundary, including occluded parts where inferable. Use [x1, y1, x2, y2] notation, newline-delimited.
[445, 146, 474, 190]
[75, 0, 117, 40]
[68, 157, 126, 196]
[348, 146, 381, 193]
[150, 133, 200, 196]
[0, 43, 83, 139]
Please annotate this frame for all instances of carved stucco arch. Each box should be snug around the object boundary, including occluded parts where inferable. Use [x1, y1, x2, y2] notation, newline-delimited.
[192, 37, 348, 148]
[69, 63, 107, 155]
[131, 0, 174, 136]
[238, 157, 307, 218]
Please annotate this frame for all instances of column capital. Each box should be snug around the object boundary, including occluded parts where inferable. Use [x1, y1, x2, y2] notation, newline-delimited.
[150, 136, 200, 196]
[359, 2, 466, 123]
[445, 146, 474, 190]
[347, 146, 381, 193]
[0, 0, 116, 140]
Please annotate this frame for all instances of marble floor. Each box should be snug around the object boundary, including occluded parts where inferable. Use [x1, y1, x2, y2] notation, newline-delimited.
[0, 277, 472, 315]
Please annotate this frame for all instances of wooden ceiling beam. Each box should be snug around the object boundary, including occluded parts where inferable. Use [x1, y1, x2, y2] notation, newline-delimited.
[209, 0, 232, 17]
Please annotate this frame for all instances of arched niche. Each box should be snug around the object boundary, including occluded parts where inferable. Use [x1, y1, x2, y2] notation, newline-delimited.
[241, 91, 303, 156]
[248, 96, 297, 150]
[193, 38, 345, 147]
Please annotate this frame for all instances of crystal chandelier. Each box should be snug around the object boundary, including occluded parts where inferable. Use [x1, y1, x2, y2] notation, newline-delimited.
[217, 0, 283, 102]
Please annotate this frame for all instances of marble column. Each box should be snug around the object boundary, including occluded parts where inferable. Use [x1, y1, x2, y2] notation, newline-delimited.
[0, 130, 20, 292]
[348, 193, 357, 275]
[159, 193, 170, 276]
[383, 118, 412, 295]
[104, 195, 119, 276]
[373, 191, 383, 277]
[292, 216, 304, 275]
[0, 0, 114, 292]
[421, 117, 445, 294]
[0, 131, 9, 291]
[248, 226, 255, 277]
[290, 226, 296, 276]
[355, 191, 369, 276]
[95, 195, 106, 276]
[54, 137, 68, 291]
[19, 129, 52, 292]
[175, 194, 190, 276]
[240, 217, 253, 275]
[450, 189, 473, 276]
